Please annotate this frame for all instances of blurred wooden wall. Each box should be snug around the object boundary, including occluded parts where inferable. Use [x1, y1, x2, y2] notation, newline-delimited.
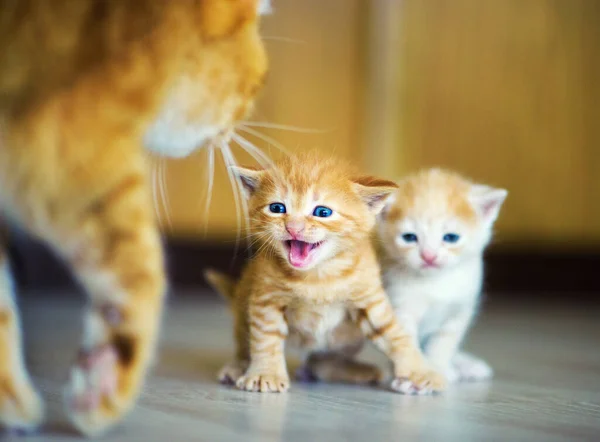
[391, 0, 600, 247]
[156, 0, 365, 240]
[158, 0, 600, 248]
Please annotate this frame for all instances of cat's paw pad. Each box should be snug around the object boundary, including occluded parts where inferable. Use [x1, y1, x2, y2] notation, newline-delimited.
[294, 365, 318, 383]
[236, 373, 290, 393]
[63, 344, 124, 437]
[0, 381, 45, 433]
[454, 357, 493, 382]
[390, 370, 446, 395]
[218, 362, 247, 385]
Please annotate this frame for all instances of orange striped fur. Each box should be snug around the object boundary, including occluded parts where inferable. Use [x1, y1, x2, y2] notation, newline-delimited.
[0, 0, 269, 436]
[205, 153, 446, 394]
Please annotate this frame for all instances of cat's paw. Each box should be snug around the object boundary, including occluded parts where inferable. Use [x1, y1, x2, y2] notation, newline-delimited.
[236, 373, 290, 393]
[0, 379, 45, 434]
[218, 361, 248, 385]
[63, 344, 124, 437]
[453, 353, 493, 382]
[390, 369, 446, 395]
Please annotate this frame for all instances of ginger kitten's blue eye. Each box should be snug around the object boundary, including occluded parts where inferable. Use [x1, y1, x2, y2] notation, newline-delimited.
[401, 233, 418, 243]
[443, 233, 460, 243]
[269, 203, 286, 214]
[313, 206, 333, 218]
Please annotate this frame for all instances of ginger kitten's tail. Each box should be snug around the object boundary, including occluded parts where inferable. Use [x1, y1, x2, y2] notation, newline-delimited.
[204, 268, 236, 302]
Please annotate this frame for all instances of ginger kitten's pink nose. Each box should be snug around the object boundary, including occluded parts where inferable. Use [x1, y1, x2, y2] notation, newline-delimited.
[420, 250, 438, 266]
[286, 221, 305, 238]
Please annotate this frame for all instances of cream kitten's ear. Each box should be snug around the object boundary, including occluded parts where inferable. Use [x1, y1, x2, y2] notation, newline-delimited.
[352, 176, 399, 214]
[231, 166, 264, 198]
[469, 185, 508, 224]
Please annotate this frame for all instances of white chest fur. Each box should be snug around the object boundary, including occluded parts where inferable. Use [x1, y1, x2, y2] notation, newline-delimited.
[385, 258, 483, 340]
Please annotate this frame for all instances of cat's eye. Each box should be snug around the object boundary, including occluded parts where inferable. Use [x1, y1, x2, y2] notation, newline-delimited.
[401, 233, 418, 243]
[443, 233, 460, 243]
[313, 206, 333, 218]
[269, 203, 286, 214]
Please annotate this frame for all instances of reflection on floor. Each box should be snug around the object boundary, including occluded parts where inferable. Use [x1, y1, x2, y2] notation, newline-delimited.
[9, 291, 600, 441]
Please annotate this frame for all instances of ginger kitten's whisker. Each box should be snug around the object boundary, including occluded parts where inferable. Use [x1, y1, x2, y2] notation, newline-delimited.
[242, 122, 327, 134]
[231, 133, 274, 169]
[237, 126, 290, 155]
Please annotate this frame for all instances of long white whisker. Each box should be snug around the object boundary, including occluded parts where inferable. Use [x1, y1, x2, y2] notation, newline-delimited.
[242, 122, 328, 133]
[151, 160, 162, 227]
[231, 133, 274, 169]
[158, 160, 172, 231]
[261, 36, 306, 44]
[220, 141, 250, 260]
[203, 145, 215, 236]
[237, 126, 290, 155]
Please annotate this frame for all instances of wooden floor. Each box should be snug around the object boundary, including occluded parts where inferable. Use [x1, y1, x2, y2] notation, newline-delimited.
[8, 291, 600, 441]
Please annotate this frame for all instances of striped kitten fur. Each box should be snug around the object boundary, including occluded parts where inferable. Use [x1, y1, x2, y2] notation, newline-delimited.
[205, 153, 446, 395]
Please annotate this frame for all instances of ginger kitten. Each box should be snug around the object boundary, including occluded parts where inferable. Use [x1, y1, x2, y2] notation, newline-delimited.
[205, 153, 446, 395]
[377, 168, 507, 383]
[0, 0, 269, 436]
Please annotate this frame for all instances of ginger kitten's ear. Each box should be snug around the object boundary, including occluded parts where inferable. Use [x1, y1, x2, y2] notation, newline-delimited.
[231, 166, 264, 198]
[469, 185, 508, 224]
[352, 176, 399, 214]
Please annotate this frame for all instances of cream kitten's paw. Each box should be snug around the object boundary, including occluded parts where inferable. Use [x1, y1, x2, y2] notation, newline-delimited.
[453, 352, 493, 382]
[390, 369, 446, 395]
[218, 360, 249, 385]
[0, 380, 45, 434]
[236, 373, 290, 393]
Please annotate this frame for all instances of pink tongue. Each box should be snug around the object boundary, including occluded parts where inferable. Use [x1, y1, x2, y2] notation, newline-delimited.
[289, 240, 311, 266]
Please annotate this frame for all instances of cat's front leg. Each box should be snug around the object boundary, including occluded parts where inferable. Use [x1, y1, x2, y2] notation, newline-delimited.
[0, 238, 44, 434]
[423, 307, 489, 383]
[52, 169, 166, 437]
[236, 298, 289, 393]
[352, 288, 446, 395]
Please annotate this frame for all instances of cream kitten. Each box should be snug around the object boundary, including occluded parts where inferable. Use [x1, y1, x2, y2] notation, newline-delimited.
[376, 168, 507, 383]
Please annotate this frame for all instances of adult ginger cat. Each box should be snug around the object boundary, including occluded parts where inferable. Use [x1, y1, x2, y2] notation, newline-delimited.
[205, 153, 446, 395]
[0, 0, 269, 436]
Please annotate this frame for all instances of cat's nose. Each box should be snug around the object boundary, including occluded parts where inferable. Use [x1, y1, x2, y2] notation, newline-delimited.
[420, 250, 438, 265]
[285, 221, 305, 238]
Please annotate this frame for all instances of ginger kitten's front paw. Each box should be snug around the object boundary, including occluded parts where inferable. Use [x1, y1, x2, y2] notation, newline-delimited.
[0, 379, 45, 434]
[236, 373, 290, 393]
[390, 369, 446, 395]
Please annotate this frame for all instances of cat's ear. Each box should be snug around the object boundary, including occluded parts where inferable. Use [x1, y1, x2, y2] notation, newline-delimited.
[230, 166, 264, 198]
[351, 176, 399, 214]
[469, 185, 508, 224]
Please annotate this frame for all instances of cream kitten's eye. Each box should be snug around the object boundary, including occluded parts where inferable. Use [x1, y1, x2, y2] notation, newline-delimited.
[443, 233, 460, 243]
[269, 203, 286, 214]
[401, 233, 418, 243]
[312, 206, 333, 218]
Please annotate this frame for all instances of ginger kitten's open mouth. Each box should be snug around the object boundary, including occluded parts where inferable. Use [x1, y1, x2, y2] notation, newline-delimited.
[284, 240, 324, 268]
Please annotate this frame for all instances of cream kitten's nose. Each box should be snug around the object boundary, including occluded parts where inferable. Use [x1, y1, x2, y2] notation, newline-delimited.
[286, 220, 305, 238]
[420, 249, 438, 266]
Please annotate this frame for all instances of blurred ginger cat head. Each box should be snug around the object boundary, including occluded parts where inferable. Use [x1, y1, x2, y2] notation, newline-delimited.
[234, 152, 398, 271]
[377, 169, 507, 274]
[0, 0, 270, 159]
